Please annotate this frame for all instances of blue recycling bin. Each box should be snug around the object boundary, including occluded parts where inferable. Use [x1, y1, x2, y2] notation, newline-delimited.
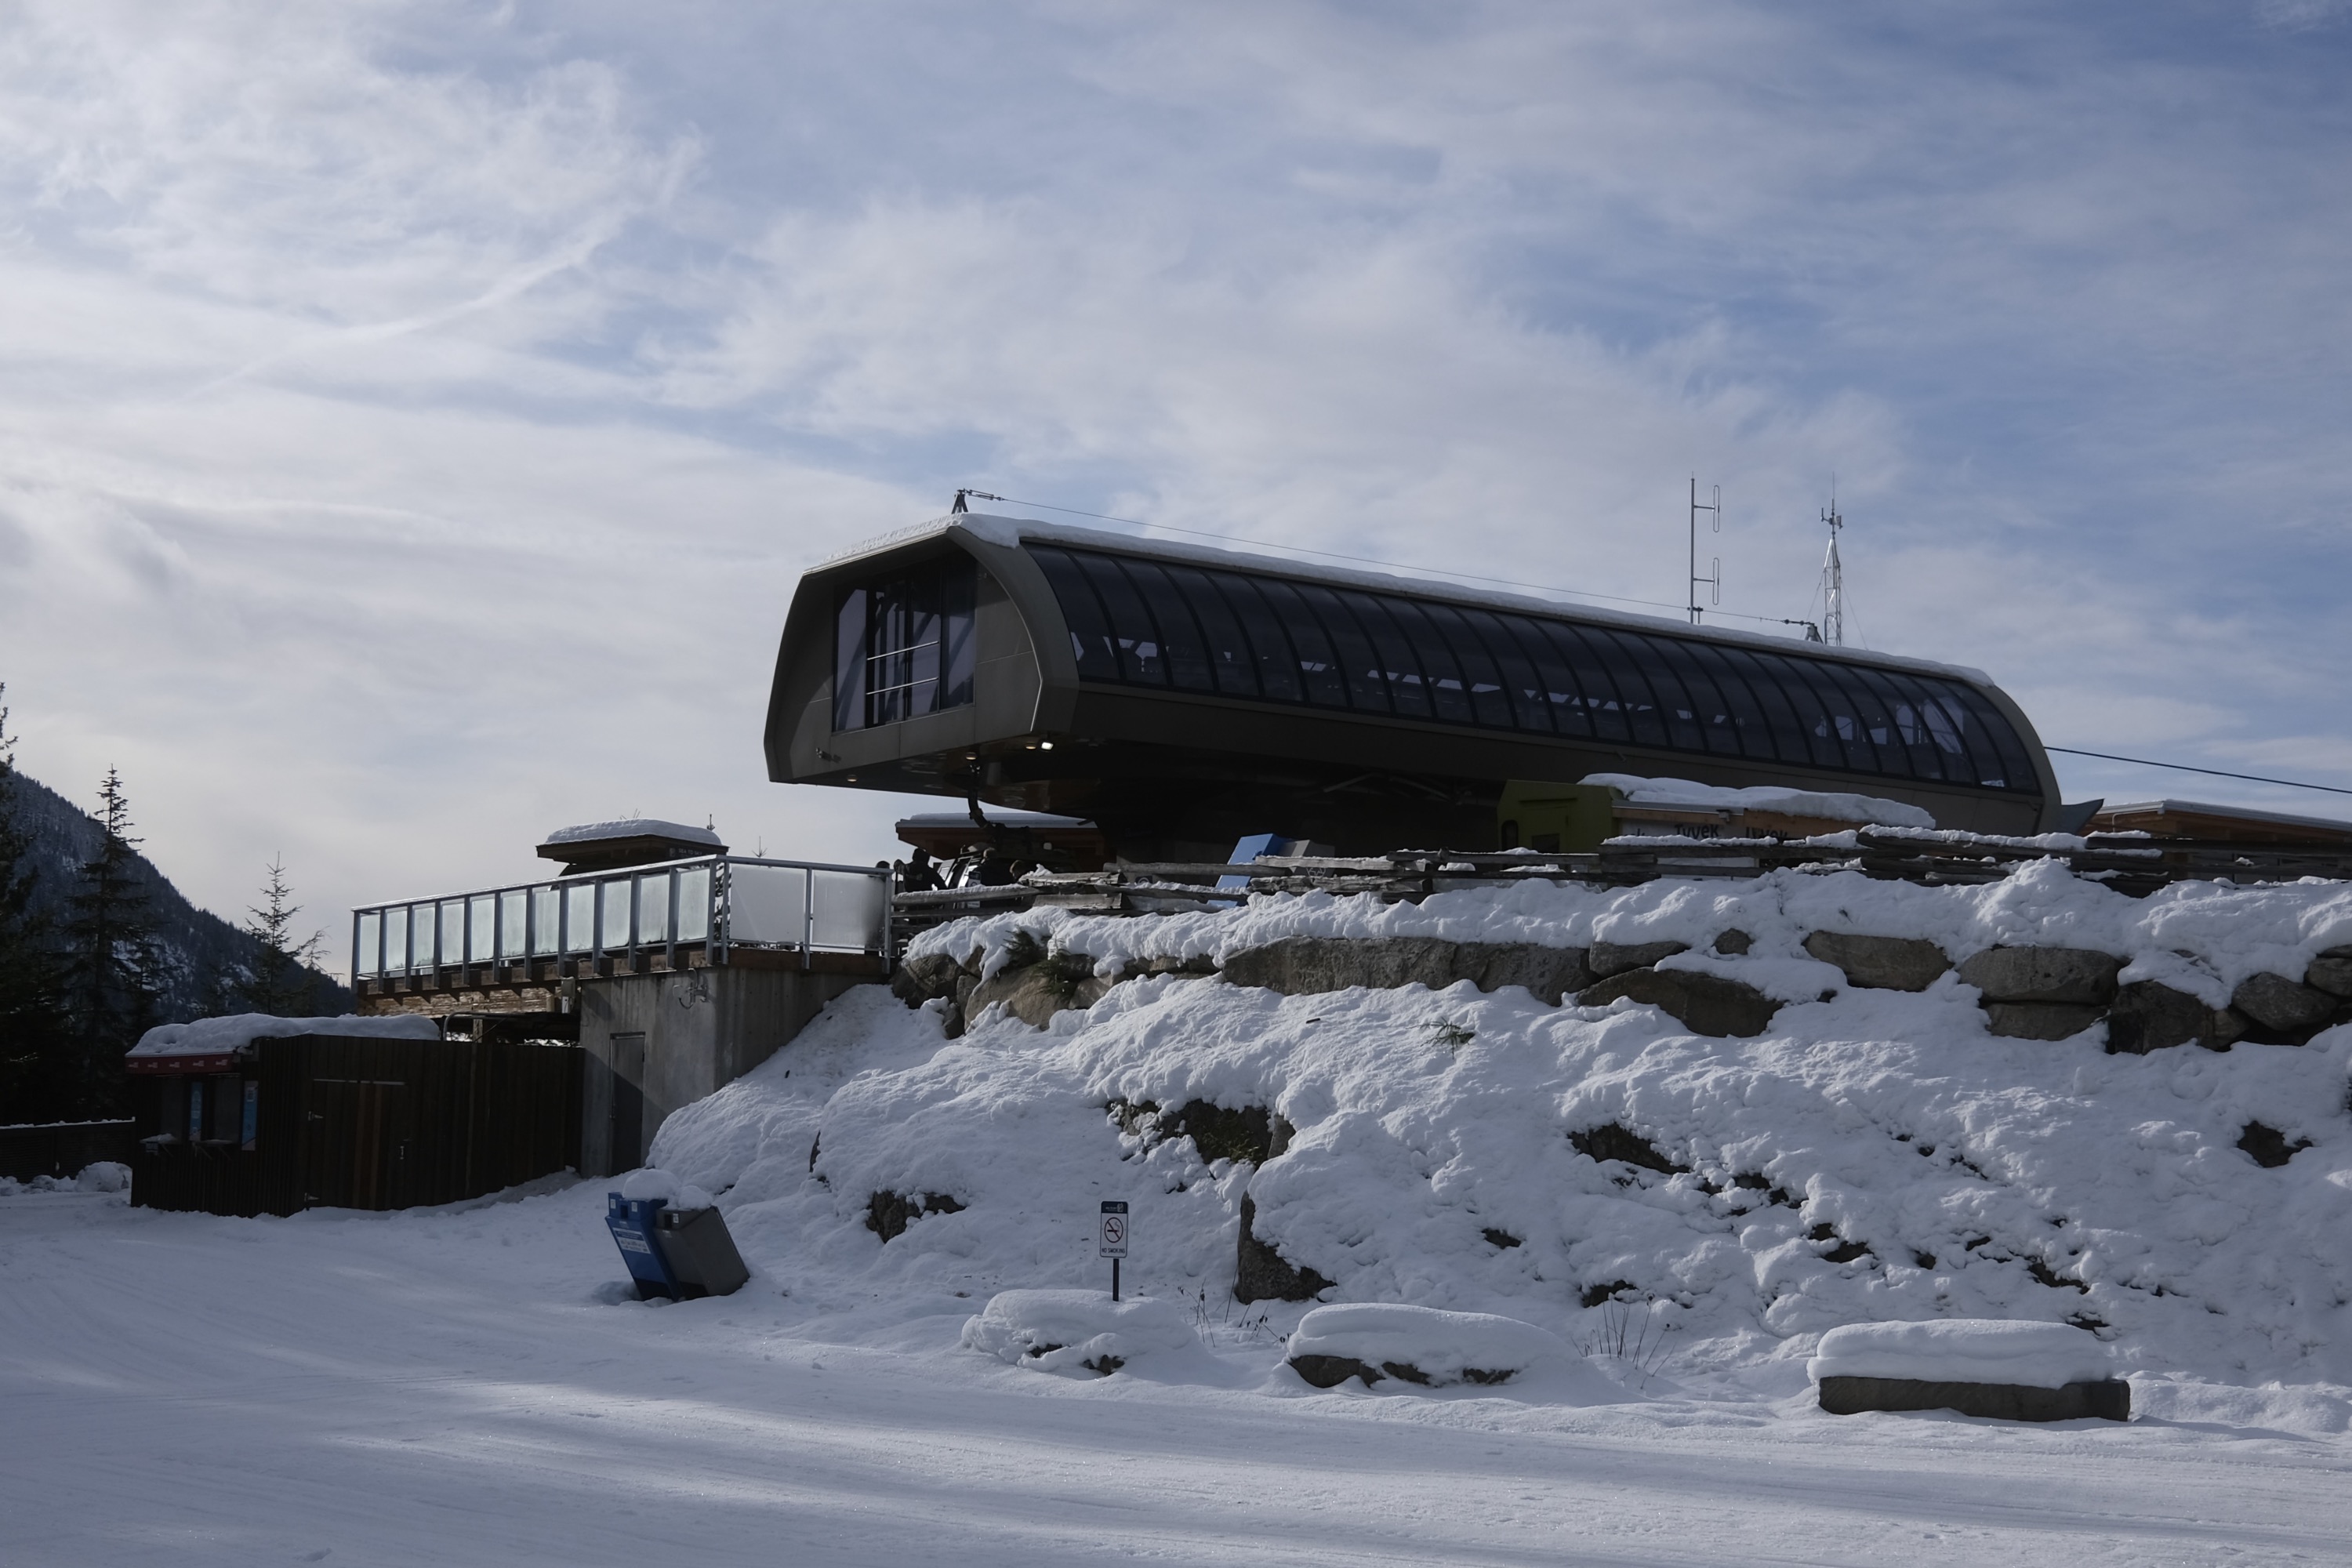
[605, 1194, 751, 1301]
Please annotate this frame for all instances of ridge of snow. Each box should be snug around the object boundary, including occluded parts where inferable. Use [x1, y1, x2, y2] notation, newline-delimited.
[129, 1013, 441, 1058]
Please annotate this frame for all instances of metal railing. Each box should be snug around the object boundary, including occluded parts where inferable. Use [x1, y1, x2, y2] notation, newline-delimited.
[351, 855, 892, 984]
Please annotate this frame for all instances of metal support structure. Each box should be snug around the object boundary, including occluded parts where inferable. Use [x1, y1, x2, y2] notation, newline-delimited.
[1820, 497, 1846, 647]
[1688, 477, 1720, 626]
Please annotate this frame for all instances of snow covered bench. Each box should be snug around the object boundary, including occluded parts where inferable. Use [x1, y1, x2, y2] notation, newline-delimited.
[1810, 1319, 2129, 1421]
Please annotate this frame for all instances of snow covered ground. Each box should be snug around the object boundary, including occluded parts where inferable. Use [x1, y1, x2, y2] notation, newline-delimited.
[11, 869, 2352, 1563]
[7, 1182, 2351, 1566]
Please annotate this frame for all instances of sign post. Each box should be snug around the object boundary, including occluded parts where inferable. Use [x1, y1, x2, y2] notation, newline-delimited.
[1098, 1200, 1129, 1301]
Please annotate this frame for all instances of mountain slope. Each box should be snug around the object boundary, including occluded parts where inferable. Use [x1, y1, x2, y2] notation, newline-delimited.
[8, 769, 351, 1024]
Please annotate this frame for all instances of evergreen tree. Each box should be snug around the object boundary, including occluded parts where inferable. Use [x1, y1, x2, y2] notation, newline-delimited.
[236, 856, 325, 1017]
[0, 688, 71, 1123]
[59, 768, 165, 1118]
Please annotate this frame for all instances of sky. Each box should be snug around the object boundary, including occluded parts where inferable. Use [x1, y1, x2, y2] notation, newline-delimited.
[1, 0, 2348, 951]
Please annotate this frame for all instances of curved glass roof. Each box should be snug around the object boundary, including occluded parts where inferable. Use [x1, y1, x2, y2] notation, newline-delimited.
[1029, 543, 2036, 792]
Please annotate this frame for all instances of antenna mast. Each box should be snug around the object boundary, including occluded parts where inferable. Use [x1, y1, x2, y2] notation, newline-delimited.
[1819, 491, 1846, 647]
[1688, 477, 1720, 625]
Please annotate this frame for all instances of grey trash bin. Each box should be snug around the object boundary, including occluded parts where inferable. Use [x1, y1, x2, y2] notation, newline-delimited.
[653, 1203, 751, 1299]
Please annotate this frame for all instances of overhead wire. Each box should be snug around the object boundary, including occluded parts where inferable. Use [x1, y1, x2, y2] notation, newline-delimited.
[2045, 748, 2352, 800]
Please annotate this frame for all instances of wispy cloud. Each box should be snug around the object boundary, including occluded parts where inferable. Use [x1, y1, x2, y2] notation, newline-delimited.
[0, 0, 2347, 931]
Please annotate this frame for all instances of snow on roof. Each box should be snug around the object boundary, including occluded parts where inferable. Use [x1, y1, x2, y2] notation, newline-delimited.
[823, 513, 1999, 687]
[541, 818, 723, 848]
[2097, 799, 2352, 835]
[895, 808, 1096, 830]
[1583, 774, 1937, 829]
[129, 1013, 442, 1061]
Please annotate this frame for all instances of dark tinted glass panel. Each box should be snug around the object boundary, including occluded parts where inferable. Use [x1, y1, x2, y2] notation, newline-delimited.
[1298, 584, 1394, 711]
[1623, 633, 1707, 751]
[1122, 559, 1215, 691]
[1461, 608, 1555, 732]
[1254, 578, 1347, 705]
[1341, 591, 1433, 718]
[1166, 565, 1261, 697]
[1214, 573, 1302, 702]
[833, 557, 977, 731]
[1419, 602, 1515, 728]
[1032, 546, 1118, 679]
[1026, 545, 2038, 793]
[1713, 645, 1812, 765]
[1380, 598, 1468, 722]
[833, 586, 866, 732]
[1074, 552, 1167, 685]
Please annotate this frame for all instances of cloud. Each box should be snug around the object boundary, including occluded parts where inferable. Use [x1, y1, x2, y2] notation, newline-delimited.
[0, 0, 2346, 941]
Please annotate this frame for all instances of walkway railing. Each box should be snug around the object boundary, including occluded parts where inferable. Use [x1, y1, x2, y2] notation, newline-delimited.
[351, 855, 892, 984]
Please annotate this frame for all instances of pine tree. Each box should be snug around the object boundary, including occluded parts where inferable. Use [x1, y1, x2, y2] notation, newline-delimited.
[236, 856, 325, 1017]
[59, 768, 165, 1118]
[0, 688, 71, 1123]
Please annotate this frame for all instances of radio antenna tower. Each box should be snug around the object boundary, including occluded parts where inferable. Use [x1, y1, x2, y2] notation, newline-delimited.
[1819, 487, 1846, 647]
[1688, 477, 1720, 625]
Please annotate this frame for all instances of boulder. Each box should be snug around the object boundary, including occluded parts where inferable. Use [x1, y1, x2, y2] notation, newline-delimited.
[1218, 936, 1592, 1003]
[2230, 972, 2337, 1037]
[1219, 936, 1460, 995]
[1283, 1303, 1572, 1391]
[1577, 967, 1782, 1038]
[1957, 946, 2124, 1005]
[2105, 981, 2245, 1054]
[1456, 942, 1593, 1004]
[1711, 929, 1754, 956]
[964, 956, 1109, 1029]
[1588, 939, 1690, 979]
[2304, 947, 2352, 999]
[891, 951, 969, 1007]
[1234, 1193, 1332, 1304]
[1982, 1002, 2106, 1041]
[1804, 931, 1951, 993]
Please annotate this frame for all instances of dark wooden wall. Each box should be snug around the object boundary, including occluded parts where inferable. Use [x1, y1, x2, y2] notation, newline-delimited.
[132, 1035, 581, 1218]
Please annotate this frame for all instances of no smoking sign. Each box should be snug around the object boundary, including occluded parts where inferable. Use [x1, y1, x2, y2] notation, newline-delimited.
[1098, 1200, 1129, 1258]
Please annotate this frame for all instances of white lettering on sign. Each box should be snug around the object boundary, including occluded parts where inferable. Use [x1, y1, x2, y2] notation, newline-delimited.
[615, 1234, 652, 1254]
[1098, 1200, 1129, 1259]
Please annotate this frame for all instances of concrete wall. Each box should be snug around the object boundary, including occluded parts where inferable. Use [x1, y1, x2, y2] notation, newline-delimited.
[575, 965, 868, 1177]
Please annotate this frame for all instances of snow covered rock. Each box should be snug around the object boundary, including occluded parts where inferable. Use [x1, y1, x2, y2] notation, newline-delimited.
[1810, 1319, 2129, 1421]
[2307, 948, 2352, 998]
[1802, 931, 1951, 993]
[960, 1290, 1196, 1375]
[74, 1162, 130, 1193]
[1285, 1303, 1572, 1389]
[2230, 972, 2338, 1037]
[2107, 981, 2245, 1054]
[1957, 946, 2124, 1007]
[1220, 936, 1594, 1005]
[1587, 939, 1690, 979]
[1577, 967, 1782, 1037]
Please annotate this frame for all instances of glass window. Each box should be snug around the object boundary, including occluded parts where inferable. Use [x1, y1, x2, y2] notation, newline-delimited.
[1255, 578, 1348, 706]
[832, 557, 978, 731]
[1297, 585, 1394, 711]
[1341, 590, 1432, 717]
[1076, 551, 1168, 685]
[355, 911, 381, 978]
[1165, 565, 1261, 698]
[1214, 572, 1303, 702]
[1122, 559, 1217, 691]
[1024, 543, 2037, 792]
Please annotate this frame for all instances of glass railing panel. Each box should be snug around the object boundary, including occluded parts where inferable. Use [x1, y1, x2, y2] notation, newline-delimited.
[355, 911, 381, 978]
[635, 872, 671, 946]
[811, 869, 887, 949]
[442, 900, 469, 962]
[468, 895, 495, 961]
[601, 878, 632, 950]
[677, 867, 711, 945]
[727, 862, 809, 946]
[411, 904, 438, 968]
[532, 887, 560, 955]
[499, 890, 528, 959]
[383, 907, 409, 972]
[564, 884, 596, 953]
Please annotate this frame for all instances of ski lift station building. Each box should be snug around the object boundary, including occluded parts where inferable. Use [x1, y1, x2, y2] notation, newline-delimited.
[765, 512, 2060, 858]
